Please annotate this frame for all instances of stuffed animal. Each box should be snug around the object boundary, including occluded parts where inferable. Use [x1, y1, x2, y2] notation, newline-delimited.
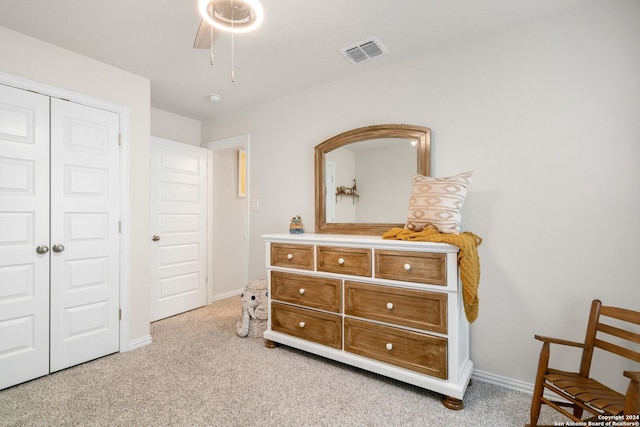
[236, 280, 268, 337]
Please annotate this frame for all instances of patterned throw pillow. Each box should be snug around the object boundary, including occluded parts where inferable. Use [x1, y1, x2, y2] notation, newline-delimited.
[405, 171, 473, 234]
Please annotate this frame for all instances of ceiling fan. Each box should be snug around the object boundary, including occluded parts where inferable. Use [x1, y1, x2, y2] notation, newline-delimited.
[193, 0, 264, 66]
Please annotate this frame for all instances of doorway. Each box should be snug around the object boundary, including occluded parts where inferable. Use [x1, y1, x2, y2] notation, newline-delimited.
[203, 135, 250, 300]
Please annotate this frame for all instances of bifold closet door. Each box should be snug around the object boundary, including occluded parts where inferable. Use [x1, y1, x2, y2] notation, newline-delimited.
[0, 85, 120, 389]
[49, 98, 120, 372]
[0, 84, 51, 390]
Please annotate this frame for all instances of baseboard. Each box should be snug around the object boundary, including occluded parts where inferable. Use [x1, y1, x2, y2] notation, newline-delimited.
[472, 369, 570, 407]
[472, 369, 535, 394]
[210, 288, 244, 302]
[126, 334, 152, 352]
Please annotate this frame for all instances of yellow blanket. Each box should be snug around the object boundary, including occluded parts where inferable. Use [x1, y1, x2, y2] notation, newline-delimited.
[382, 226, 483, 323]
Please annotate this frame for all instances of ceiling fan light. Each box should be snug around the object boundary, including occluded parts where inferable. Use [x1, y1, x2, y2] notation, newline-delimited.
[198, 0, 264, 34]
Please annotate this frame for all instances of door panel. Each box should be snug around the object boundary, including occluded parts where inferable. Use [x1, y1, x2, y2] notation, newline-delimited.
[150, 137, 207, 321]
[49, 98, 120, 372]
[0, 84, 50, 389]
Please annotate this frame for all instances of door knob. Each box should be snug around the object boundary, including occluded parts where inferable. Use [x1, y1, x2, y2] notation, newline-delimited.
[152, 235, 160, 241]
[52, 244, 65, 253]
[36, 245, 49, 254]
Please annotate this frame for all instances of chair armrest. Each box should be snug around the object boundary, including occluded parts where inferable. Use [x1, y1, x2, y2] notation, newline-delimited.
[624, 371, 640, 382]
[534, 335, 584, 348]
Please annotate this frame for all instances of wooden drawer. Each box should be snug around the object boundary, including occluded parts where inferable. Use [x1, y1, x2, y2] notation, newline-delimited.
[316, 246, 371, 277]
[271, 243, 314, 270]
[271, 271, 341, 313]
[271, 302, 342, 349]
[344, 317, 447, 379]
[375, 250, 446, 286]
[345, 281, 447, 334]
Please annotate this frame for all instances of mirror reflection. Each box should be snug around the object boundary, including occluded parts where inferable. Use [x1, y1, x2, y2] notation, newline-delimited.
[325, 138, 417, 223]
[315, 124, 431, 235]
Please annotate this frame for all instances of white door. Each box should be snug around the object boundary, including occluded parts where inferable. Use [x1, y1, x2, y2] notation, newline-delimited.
[0, 84, 50, 389]
[49, 99, 120, 372]
[325, 161, 336, 223]
[150, 137, 207, 321]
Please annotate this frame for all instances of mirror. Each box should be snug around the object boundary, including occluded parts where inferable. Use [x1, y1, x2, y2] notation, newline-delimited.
[315, 124, 431, 235]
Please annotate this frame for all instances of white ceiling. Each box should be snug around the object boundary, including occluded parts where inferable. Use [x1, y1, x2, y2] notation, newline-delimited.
[0, 0, 596, 121]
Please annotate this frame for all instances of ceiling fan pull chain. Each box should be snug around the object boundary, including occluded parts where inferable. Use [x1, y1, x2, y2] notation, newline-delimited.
[210, 24, 215, 65]
[231, 0, 236, 82]
[231, 32, 236, 82]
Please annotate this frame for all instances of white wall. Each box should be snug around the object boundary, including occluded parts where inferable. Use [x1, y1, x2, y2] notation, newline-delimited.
[208, 146, 249, 298]
[355, 143, 415, 223]
[151, 107, 201, 146]
[202, 0, 640, 388]
[0, 26, 152, 344]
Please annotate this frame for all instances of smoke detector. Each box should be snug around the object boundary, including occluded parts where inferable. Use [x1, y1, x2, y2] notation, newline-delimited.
[339, 37, 388, 64]
[208, 93, 223, 102]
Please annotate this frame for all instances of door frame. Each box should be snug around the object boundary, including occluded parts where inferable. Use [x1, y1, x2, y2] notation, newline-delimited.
[202, 134, 250, 303]
[0, 72, 132, 352]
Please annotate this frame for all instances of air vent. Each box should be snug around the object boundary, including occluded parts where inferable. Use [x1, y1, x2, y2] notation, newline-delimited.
[339, 37, 388, 64]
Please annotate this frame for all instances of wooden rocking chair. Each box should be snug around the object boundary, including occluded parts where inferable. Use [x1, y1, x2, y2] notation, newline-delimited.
[526, 299, 640, 427]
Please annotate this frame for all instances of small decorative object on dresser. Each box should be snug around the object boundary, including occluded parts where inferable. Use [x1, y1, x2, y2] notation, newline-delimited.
[289, 215, 304, 234]
[262, 233, 474, 409]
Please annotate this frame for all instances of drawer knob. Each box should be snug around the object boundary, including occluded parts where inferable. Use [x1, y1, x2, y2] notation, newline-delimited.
[386, 302, 394, 310]
[287, 253, 293, 260]
[386, 343, 393, 351]
[299, 322, 306, 328]
[404, 263, 411, 271]
[299, 288, 305, 295]
[338, 258, 345, 265]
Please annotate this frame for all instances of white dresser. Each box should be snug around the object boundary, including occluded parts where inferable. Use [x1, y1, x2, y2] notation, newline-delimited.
[262, 233, 473, 409]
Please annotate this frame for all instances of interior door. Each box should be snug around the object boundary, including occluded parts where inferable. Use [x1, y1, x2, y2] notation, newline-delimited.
[325, 161, 336, 223]
[0, 84, 50, 389]
[49, 98, 120, 372]
[150, 137, 207, 321]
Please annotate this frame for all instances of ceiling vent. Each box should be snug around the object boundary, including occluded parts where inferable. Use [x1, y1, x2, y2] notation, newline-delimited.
[339, 37, 388, 64]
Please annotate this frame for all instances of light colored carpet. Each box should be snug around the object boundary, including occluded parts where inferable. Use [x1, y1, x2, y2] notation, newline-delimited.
[0, 297, 560, 426]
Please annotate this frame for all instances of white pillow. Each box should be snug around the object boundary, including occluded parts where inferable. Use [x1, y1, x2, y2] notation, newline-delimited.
[405, 171, 473, 234]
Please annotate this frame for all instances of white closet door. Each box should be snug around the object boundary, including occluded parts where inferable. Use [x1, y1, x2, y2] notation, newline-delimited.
[0, 84, 50, 389]
[150, 137, 207, 321]
[49, 99, 120, 372]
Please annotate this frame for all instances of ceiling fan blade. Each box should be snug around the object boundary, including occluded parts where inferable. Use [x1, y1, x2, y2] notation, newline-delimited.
[193, 19, 220, 49]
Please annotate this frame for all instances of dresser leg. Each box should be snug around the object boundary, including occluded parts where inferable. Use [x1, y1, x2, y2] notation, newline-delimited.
[264, 339, 278, 348]
[442, 396, 464, 410]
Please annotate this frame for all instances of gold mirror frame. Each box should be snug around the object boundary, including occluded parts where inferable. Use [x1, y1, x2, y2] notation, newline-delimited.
[315, 124, 431, 235]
